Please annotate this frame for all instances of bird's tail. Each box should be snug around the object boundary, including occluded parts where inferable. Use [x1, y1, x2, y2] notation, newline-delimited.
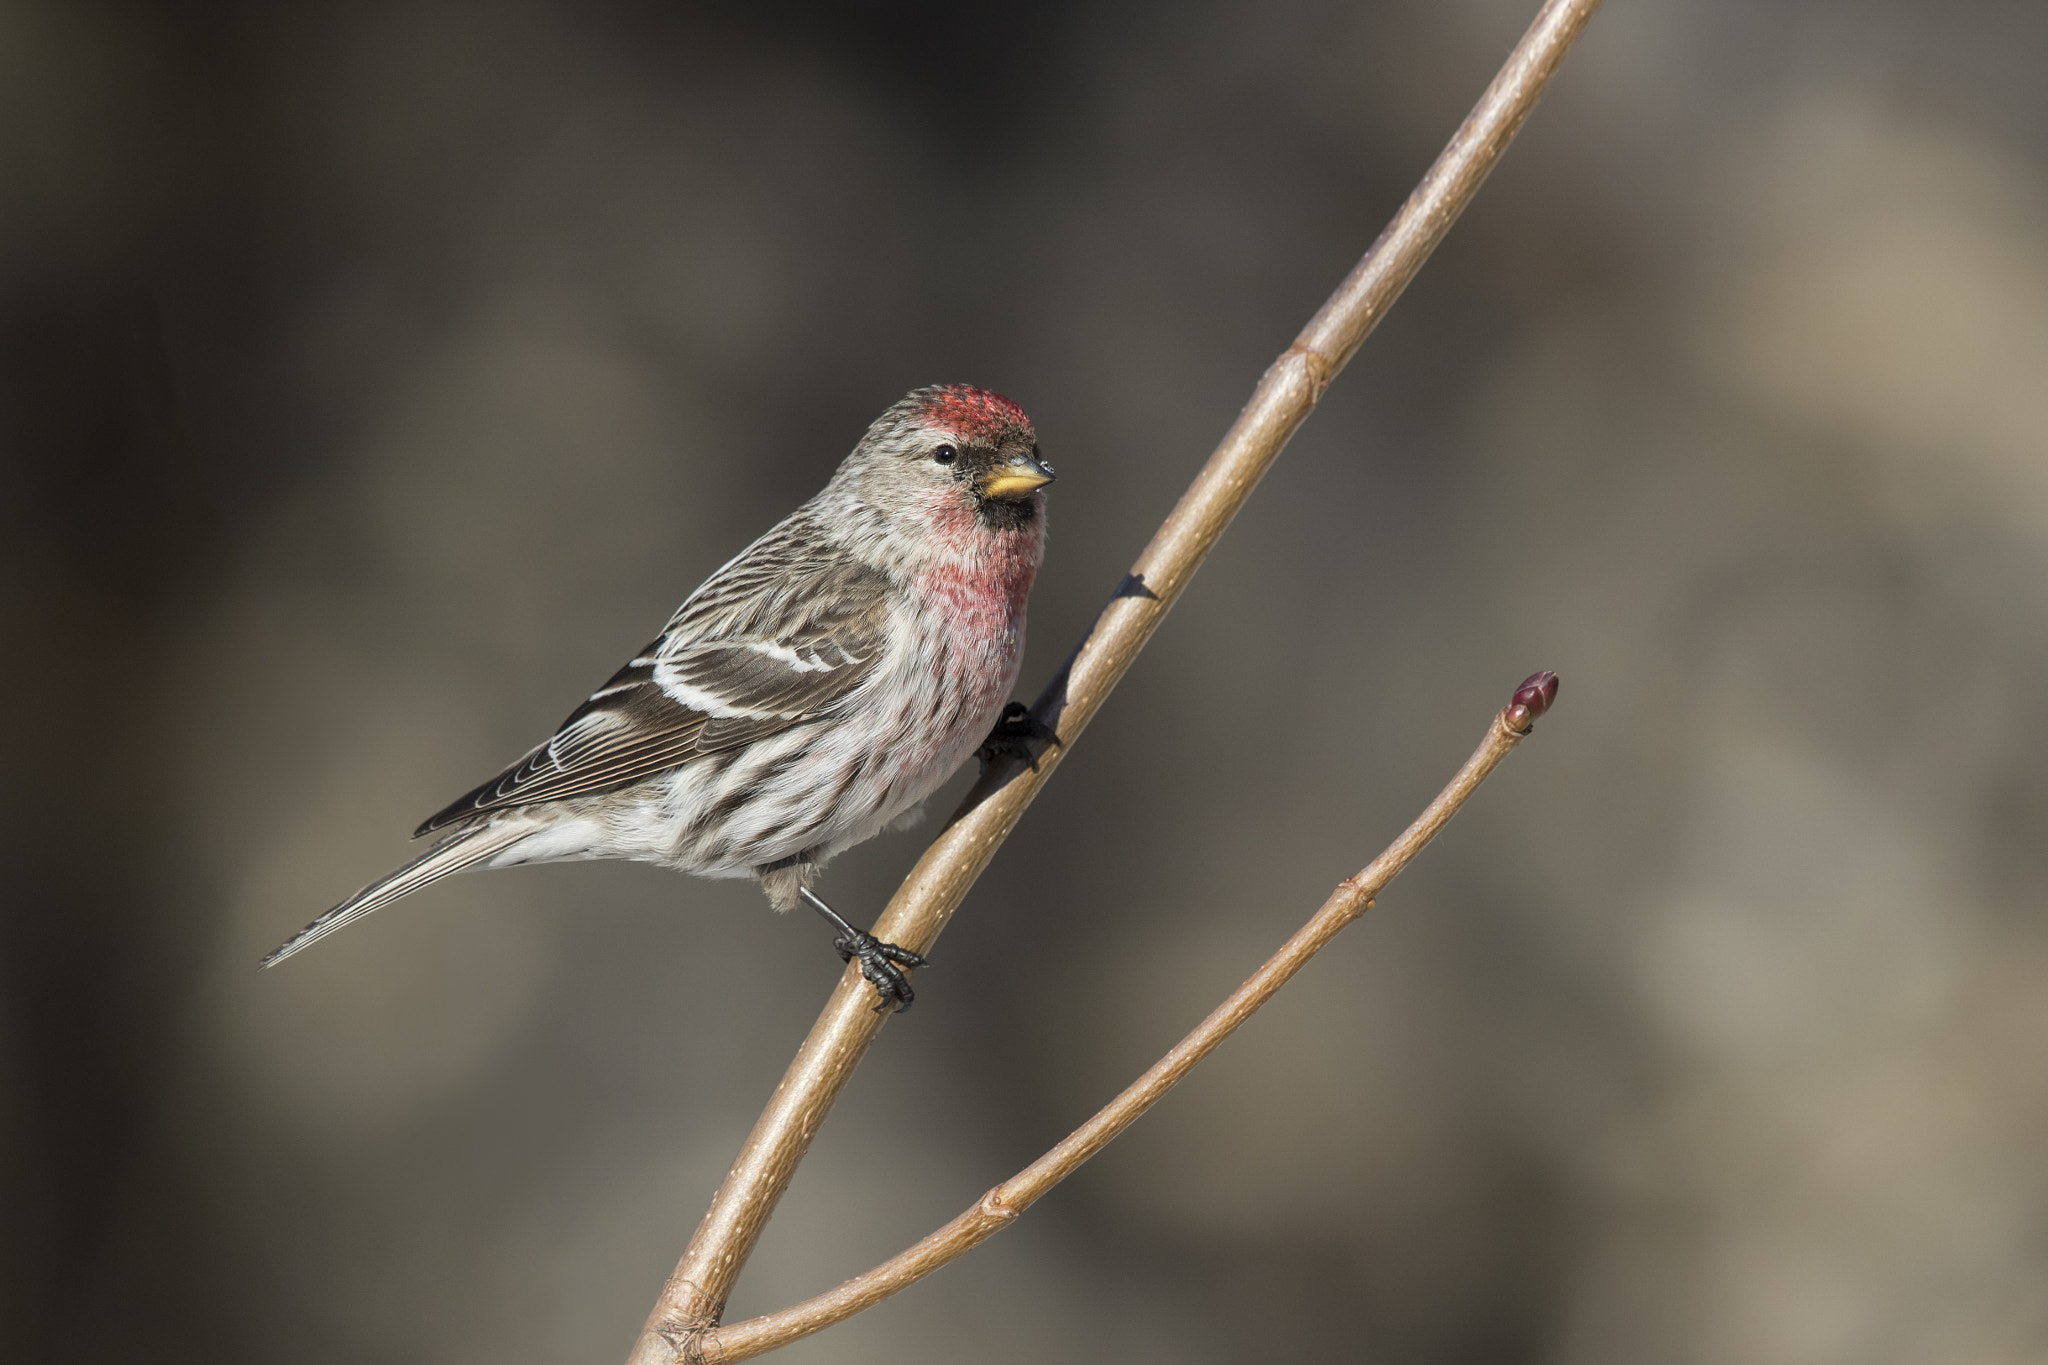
[261, 821, 529, 968]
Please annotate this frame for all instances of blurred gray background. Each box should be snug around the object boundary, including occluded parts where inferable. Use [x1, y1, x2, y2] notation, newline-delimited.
[6, 0, 2046, 1361]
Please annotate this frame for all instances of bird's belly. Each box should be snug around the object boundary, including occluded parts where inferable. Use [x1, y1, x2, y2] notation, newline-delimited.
[638, 614, 1023, 878]
[815, 615, 1023, 849]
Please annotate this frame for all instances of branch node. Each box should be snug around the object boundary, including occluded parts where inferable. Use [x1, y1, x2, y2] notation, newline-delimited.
[668, 1318, 726, 1365]
[678, 1329, 726, 1365]
[976, 1187, 1022, 1223]
[1279, 343, 1335, 403]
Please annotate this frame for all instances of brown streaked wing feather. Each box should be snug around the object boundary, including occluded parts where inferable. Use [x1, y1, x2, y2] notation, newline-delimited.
[414, 537, 895, 836]
[414, 653, 708, 834]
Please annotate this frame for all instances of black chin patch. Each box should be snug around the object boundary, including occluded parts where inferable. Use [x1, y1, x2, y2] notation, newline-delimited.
[976, 494, 1039, 531]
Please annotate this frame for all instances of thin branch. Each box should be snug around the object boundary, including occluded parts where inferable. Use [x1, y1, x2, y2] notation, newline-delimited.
[688, 675, 1561, 1362]
[627, 1, 1602, 1358]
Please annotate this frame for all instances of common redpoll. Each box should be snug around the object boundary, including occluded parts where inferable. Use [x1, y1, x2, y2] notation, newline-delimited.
[265, 384, 1054, 1011]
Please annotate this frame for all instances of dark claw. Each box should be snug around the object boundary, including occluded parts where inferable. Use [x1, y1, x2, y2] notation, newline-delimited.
[833, 928, 928, 1013]
[976, 701, 1060, 770]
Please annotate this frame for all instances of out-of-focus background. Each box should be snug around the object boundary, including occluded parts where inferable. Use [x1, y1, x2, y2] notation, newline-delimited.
[7, 0, 2047, 1360]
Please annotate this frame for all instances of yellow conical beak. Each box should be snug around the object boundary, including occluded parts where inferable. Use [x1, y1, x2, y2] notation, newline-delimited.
[979, 454, 1056, 500]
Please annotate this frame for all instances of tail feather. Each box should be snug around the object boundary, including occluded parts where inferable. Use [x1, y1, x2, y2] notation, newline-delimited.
[262, 822, 527, 968]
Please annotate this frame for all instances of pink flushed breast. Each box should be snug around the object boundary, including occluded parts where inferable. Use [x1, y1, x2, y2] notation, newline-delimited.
[919, 536, 1040, 632]
[898, 503, 1045, 777]
[912, 487, 1044, 627]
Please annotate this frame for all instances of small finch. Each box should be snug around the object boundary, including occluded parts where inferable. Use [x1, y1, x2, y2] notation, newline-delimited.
[265, 384, 1054, 1011]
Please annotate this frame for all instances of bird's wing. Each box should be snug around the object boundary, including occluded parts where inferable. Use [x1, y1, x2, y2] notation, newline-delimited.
[415, 529, 893, 835]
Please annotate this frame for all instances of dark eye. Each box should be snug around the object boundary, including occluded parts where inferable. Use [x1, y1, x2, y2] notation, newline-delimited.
[932, 444, 957, 464]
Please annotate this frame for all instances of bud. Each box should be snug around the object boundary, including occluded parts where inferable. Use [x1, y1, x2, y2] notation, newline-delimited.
[1504, 670, 1559, 732]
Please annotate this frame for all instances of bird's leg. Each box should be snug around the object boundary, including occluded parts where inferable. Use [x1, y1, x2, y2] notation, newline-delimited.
[975, 701, 1059, 770]
[799, 887, 928, 1014]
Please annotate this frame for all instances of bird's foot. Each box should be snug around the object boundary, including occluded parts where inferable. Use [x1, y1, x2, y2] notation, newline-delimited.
[976, 702, 1059, 770]
[833, 929, 928, 1013]
[799, 886, 929, 1013]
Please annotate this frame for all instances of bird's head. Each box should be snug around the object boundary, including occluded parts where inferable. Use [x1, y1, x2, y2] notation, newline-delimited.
[833, 384, 1054, 543]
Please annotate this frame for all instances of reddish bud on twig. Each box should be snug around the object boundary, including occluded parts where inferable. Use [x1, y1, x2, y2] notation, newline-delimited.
[1503, 670, 1560, 732]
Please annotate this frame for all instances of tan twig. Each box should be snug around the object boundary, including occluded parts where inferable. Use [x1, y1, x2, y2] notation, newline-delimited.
[627, 1, 1601, 1358]
[687, 676, 1560, 1362]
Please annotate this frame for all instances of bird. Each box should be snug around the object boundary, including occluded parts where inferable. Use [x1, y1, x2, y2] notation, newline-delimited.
[264, 383, 1055, 1012]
